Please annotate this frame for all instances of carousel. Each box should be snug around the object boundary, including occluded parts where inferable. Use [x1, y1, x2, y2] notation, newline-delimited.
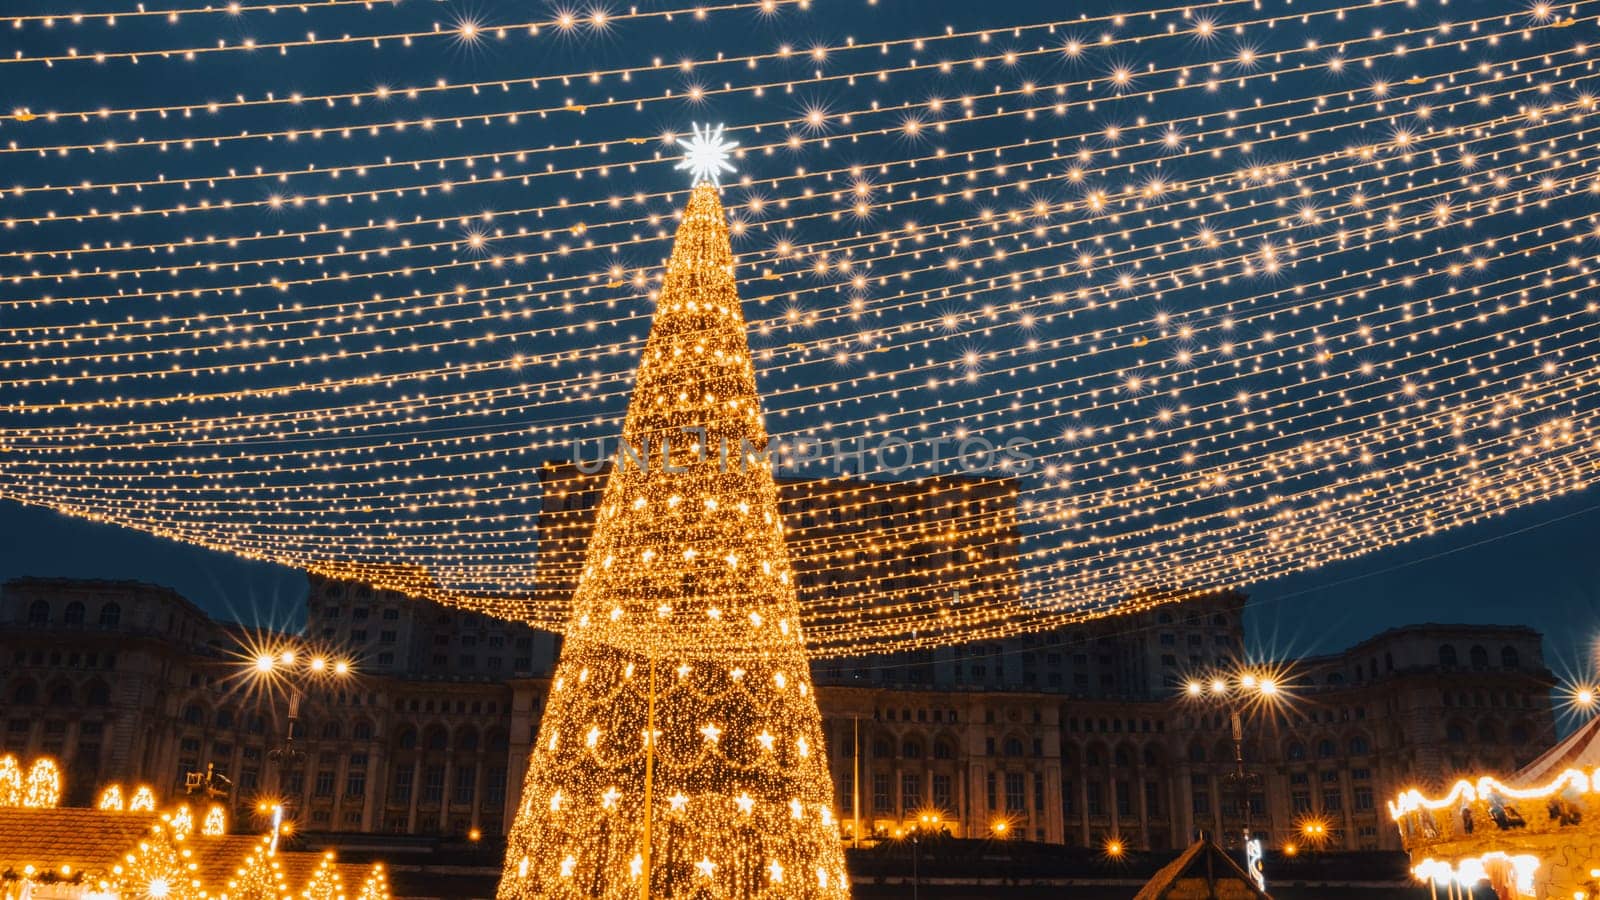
[1390, 715, 1600, 900]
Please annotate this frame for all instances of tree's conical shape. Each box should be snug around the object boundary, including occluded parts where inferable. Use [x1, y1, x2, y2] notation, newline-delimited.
[497, 184, 851, 900]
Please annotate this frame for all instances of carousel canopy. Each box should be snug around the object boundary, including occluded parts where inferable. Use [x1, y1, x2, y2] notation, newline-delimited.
[1513, 714, 1600, 788]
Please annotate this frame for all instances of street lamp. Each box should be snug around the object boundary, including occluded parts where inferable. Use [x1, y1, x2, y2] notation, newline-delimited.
[1180, 665, 1289, 890]
[244, 645, 354, 823]
[908, 811, 941, 900]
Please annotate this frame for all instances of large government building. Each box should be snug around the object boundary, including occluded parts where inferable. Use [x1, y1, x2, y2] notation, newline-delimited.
[0, 470, 1558, 855]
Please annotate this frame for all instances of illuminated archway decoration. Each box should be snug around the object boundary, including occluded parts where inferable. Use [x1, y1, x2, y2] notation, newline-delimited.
[203, 804, 228, 836]
[0, 755, 23, 806]
[99, 783, 126, 811]
[23, 758, 61, 808]
[496, 183, 849, 898]
[130, 785, 158, 812]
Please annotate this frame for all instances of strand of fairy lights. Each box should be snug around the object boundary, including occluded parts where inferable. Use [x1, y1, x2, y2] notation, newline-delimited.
[10, 42, 1580, 326]
[15, 301, 1600, 643]
[5, 2, 1551, 239]
[15, 227, 1600, 586]
[12, 108, 1587, 441]
[12, 89, 1576, 391]
[12, 65, 1587, 374]
[2, 0, 808, 66]
[6, 0, 1593, 643]
[9, 124, 1587, 512]
[1, 0, 1283, 137]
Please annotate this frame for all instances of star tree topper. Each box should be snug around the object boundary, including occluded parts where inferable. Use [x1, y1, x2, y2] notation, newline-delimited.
[675, 121, 738, 188]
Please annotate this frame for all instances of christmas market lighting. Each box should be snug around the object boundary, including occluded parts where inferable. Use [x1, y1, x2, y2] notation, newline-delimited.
[0, 0, 1598, 719]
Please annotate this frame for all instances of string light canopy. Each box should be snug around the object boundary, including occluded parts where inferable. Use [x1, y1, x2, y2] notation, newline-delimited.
[0, 0, 1598, 657]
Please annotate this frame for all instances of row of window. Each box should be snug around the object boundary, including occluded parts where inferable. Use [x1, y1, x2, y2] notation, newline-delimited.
[21, 599, 121, 627]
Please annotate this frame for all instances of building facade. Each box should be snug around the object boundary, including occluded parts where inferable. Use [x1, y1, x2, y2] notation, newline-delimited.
[1, 576, 1554, 854]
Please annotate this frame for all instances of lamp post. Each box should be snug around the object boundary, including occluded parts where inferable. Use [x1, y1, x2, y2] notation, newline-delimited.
[909, 812, 939, 900]
[246, 647, 353, 825]
[1181, 668, 1285, 891]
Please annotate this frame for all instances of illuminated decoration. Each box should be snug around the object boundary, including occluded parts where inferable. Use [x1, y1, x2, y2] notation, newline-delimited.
[1390, 714, 1600, 899]
[228, 836, 290, 900]
[496, 183, 847, 898]
[99, 784, 126, 812]
[1245, 838, 1265, 893]
[0, 791, 390, 900]
[109, 821, 203, 900]
[357, 865, 391, 900]
[169, 805, 195, 839]
[0, 755, 62, 808]
[130, 786, 158, 812]
[0, 756, 21, 806]
[674, 122, 739, 188]
[0, 1, 1598, 662]
[203, 804, 228, 837]
[303, 852, 345, 900]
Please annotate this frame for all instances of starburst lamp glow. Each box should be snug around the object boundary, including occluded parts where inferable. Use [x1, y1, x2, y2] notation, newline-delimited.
[494, 183, 847, 898]
[674, 122, 738, 188]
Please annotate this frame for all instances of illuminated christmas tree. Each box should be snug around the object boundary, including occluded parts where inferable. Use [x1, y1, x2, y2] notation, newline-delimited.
[497, 133, 850, 900]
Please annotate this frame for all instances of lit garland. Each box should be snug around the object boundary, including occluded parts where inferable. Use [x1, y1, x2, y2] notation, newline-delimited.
[1391, 767, 1600, 899]
[130, 785, 158, 812]
[498, 182, 847, 898]
[203, 803, 227, 836]
[0, 755, 62, 808]
[99, 783, 125, 811]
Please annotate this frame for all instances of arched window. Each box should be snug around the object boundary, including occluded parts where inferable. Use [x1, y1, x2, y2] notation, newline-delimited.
[98, 603, 121, 628]
[1326, 672, 1345, 685]
[1286, 741, 1306, 761]
[353, 720, 374, 741]
[64, 602, 85, 626]
[1188, 742, 1206, 763]
[1143, 746, 1160, 767]
[86, 681, 110, 706]
[901, 740, 922, 759]
[933, 739, 954, 760]
[425, 727, 448, 750]
[48, 683, 74, 706]
[1469, 646, 1489, 669]
[1113, 747, 1132, 768]
[182, 703, 204, 725]
[215, 709, 234, 729]
[1348, 735, 1370, 755]
[1446, 722, 1468, 743]
[1509, 722, 1531, 743]
[456, 727, 479, 751]
[11, 680, 37, 704]
[1158, 612, 1174, 624]
[1477, 722, 1498, 743]
[487, 729, 509, 751]
[1501, 646, 1521, 669]
[322, 721, 342, 740]
[1316, 738, 1337, 759]
[1003, 737, 1024, 757]
[396, 727, 418, 750]
[1439, 645, 1459, 667]
[873, 739, 891, 758]
[26, 600, 49, 625]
